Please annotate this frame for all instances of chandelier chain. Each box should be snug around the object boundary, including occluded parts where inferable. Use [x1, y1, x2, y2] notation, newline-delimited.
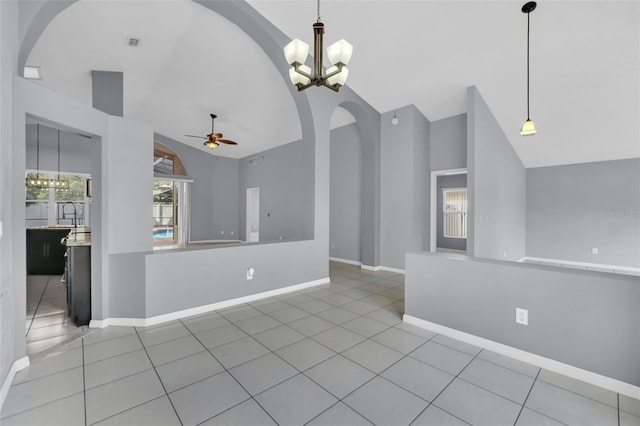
[316, 0, 321, 23]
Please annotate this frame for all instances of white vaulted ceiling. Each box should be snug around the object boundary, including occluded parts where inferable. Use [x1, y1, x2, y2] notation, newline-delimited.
[27, 0, 640, 167]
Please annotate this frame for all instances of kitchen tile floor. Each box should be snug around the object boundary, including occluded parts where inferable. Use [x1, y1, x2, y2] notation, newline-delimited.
[26, 275, 91, 357]
[4, 263, 638, 425]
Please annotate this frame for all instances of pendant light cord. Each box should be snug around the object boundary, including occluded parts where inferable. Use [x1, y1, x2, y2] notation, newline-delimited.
[526, 10, 531, 119]
[36, 124, 40, 179]
[316, 0, 321, 23]
[57, 130, 61, 180]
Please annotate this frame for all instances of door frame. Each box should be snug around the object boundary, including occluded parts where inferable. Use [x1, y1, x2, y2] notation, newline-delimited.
[246, 187, 260, 242]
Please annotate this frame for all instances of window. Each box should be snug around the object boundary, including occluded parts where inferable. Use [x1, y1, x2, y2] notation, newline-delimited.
[153, 178, 190, 247]
[152, 143, 190, 248]
[25, 171, 90, 227]
[443, 188, 467, 239]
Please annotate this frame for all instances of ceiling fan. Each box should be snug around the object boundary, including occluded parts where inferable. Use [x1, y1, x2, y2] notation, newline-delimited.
[185, 114, 238, 149]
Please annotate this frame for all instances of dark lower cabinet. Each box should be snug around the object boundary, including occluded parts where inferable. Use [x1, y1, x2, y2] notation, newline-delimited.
[67, 245, 91, 326]
[26, 228, 71, 275]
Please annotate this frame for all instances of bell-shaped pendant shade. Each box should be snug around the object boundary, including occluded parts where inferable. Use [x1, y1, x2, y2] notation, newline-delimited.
[289, 65, 312, 85]
[284, 39, 309, 65]
[327, 39, 353, 65]
[326, 65, 349, 87]
[520, 118, 537, 136]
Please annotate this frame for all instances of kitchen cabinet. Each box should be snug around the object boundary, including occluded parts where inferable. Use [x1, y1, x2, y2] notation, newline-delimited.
[26, 228, 71, 275]
[65, 229, 91, 326]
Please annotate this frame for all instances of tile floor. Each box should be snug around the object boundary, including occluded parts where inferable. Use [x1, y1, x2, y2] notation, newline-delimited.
[25, 275, 91, 357]
[4, 262, 639, 425]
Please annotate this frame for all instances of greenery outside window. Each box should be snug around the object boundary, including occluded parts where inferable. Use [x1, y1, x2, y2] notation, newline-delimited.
[153, 178, 191, 247]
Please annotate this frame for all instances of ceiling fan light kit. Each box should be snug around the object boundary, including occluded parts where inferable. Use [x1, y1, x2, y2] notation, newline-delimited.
[284, 0, 352, 92]
[520, 1, 537, 136]
[185, 113, 238, 149]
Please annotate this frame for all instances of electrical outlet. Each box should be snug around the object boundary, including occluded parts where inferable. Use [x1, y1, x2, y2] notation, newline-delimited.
[592, 248, 598, 255]
[503, 250, 507, 258]
[246, 267, 254, 280]
[516, 308, 528, 325]
[221, 230, 225, 235]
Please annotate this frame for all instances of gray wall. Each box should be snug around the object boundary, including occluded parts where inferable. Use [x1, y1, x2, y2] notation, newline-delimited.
[436, 174, 467, 251]
[330, 123, 362, 262]
[154, 133, 240, 241]
[380, 105, 431, 269]
[26, 123, 92, 174]
[0, 0, 19, 392]
[91, 71, 123, 117]
[405, 252, 640, 387]
[527, 158, 640, 267]
[239, 137, 314, 242]
[430, 113, 467, 171]
[467, 86, 526, 261]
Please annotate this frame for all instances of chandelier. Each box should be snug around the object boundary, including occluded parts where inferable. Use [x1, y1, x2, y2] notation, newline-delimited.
[284, 0, 353, 92]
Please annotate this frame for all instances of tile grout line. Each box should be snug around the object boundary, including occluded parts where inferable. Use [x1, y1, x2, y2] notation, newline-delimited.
[179, 317, 280, 426]
[408, 347, 484, 425]
[208, 272, 406, 423]
[26, 275, 52, 337]
[513, 366, 541, 425]
[212, 294, 405, 424]
[82, 338, 88, 426]
[132, 328, 184, 426]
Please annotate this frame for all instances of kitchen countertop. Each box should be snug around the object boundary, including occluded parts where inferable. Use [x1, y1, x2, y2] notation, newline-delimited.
[64, 228, 91, 247]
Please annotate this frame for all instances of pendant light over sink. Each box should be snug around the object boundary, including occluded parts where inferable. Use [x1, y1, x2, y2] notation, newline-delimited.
[284, 0, 353, 92]
[25, 124, 68, 189]
[520, 1, 537, 136]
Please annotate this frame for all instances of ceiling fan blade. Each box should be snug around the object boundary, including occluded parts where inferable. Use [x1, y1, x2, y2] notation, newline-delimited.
[217, 139, 238, 145]
[185, 134, 206, 139]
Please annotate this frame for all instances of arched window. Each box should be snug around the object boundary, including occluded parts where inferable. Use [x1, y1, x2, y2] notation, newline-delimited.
[153, 143, 190, 247]
[154, 143, 186, 176]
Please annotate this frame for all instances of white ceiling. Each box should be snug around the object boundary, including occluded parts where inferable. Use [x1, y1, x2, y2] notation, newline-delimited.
[27, 0, 639, 167]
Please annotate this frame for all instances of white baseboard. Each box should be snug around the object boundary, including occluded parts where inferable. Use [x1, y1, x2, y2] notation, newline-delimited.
[90, 277, 330, 329]
[360, 264, 381, 272]
[1, 356, 30, 411]
[361, 264, 405, 274]
[520, 256, 640, 276]
[379, 266, 405, 274]
[403, 315, 640, 400]
[329, 257, 362, 266]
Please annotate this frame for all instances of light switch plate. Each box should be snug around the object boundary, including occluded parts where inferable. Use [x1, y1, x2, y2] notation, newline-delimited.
[516, 308, 528, 325]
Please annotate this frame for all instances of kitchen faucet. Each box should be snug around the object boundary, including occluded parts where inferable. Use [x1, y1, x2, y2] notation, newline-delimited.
[63, 201, 78, 228]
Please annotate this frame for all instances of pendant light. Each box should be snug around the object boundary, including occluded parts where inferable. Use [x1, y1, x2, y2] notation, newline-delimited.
[25, 125, 68, 189]
[284, 0, 353, 92]
[53, 129, 69, 190]
[25, 124, 43, 187]
[520, 1, 537, 136]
